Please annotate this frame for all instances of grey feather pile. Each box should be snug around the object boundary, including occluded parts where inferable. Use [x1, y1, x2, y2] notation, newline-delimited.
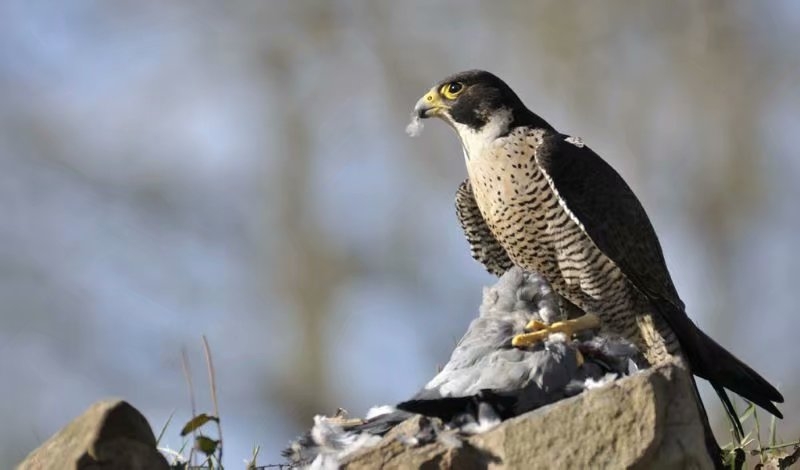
[283, 267, 644, 468]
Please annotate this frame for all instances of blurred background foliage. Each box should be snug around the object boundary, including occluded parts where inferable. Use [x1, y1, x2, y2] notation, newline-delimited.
[1, 0, 798, 466]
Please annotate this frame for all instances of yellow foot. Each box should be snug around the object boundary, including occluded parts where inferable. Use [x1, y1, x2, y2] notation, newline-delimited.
[511, 313, 601, 348]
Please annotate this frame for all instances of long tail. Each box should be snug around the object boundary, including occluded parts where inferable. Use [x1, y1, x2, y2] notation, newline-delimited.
[654, 299, 784, 417]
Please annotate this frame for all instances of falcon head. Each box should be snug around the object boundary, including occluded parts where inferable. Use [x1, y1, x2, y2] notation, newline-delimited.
[413, 70, 551, 145]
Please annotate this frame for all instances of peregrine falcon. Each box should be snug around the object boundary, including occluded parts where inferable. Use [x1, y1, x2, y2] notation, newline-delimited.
[411, 70, 783, 435]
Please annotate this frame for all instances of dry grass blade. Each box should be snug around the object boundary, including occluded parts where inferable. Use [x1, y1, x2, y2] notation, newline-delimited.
[753, 407, 764, 464]
[246, 445, 261, 470]
[181, 347, 197, 467]
[202, 335, 223, 467]
[156, 409, 176, 446]
[770, 415, 778, 447]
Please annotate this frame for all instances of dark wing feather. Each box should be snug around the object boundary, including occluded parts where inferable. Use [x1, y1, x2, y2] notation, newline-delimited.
[455, 179, 514, 276]
[535, 134, 683, 310]
[536, 132, 783, 414]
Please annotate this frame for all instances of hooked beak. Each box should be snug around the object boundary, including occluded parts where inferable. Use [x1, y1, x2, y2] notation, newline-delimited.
[414, 88, 448, 119]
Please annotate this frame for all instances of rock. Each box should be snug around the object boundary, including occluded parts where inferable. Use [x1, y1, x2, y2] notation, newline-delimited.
[16, 399, 168, 470]
[341, 361, 715, 469]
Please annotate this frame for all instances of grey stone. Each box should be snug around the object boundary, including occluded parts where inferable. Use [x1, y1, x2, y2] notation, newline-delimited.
[341, 361, 715, 470]
[16, 399, 169, 470]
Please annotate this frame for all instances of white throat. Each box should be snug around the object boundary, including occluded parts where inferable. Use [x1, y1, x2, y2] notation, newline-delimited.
[452, 109, 512, 162]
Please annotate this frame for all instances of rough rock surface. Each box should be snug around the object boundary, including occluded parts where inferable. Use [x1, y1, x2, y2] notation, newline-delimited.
[16, 399, 168, 470]
[341, 361, 715, 469]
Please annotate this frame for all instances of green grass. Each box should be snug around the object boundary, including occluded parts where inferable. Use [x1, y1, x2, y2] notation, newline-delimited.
[721, 399, 800, 469]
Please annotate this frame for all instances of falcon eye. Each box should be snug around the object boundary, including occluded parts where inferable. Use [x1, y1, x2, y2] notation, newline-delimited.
[441, 81, 465, 99]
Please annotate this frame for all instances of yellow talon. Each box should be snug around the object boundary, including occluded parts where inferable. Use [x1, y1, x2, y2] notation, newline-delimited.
[576, 349, 585, 367]
[523, 319, 548, 331]
[511, 329, 552, 347]
[511, 313, 601, 348]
